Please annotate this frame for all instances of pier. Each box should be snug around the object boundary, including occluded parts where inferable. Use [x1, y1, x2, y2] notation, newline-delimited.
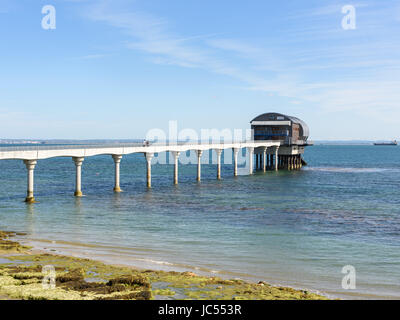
[0, 112, 311, 203]
[0, 141, 281, 203]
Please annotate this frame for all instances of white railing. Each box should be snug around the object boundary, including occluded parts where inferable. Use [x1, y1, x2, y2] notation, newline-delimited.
[0, 140, 280, 152]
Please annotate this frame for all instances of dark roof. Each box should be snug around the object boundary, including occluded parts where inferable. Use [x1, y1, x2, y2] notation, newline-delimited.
[251, 112, 309, 138]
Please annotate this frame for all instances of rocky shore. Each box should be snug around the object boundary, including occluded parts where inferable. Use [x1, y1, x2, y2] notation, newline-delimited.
[0, 231, 327, 300]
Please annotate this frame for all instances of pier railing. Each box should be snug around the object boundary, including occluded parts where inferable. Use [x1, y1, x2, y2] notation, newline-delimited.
[0, 140, 276, 152]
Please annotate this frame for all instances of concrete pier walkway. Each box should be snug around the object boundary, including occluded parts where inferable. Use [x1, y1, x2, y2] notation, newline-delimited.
[0, 141, 281, 203]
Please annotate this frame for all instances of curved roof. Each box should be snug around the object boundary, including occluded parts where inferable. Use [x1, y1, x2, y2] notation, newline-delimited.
[251, 112, 309, 139]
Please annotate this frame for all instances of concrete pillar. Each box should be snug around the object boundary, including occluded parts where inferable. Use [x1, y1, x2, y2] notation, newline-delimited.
[215, 149, 223, 180]
[248, 147, 254, 175]
[274, 147, 279, 171]
[262, 148, 267, 172]
[256, 154, 259, 170]
[196, 150, 203, 181]
[73, 157, 84, 197]
[23, 160, 37, 203]
[233, 148, 239, 177]
[172, 151, 180, 185]
[145, 153, 154, 188]
[112, 155, 123, 192]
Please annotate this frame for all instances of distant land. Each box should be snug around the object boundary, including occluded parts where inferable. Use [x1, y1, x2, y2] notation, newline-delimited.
[0, 139, 143, 145]
[0, 139, 398, 146]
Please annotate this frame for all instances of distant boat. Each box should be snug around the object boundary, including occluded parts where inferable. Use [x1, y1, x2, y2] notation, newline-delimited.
[374, 140, 397, 146]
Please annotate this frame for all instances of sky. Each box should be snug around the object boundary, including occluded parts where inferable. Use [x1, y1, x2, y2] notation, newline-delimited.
[0, 0, 399, 140]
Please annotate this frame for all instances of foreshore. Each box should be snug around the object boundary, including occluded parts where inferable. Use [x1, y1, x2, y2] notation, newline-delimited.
[0, 230, 328, 300]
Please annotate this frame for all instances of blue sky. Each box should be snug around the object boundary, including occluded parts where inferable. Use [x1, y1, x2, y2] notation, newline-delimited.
[0, 0, 399, 140]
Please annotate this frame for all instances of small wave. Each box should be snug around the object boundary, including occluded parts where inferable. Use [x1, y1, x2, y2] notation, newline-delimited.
[137, 258, 174, 266]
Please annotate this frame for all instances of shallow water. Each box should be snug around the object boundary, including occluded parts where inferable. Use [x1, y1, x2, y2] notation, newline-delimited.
[0, 145, 399, 299]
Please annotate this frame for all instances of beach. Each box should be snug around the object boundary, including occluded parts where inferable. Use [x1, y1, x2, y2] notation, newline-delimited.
[0, 231, 326, 300]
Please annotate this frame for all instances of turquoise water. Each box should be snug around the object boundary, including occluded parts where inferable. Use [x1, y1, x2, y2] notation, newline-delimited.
[0, 145, 399, 299]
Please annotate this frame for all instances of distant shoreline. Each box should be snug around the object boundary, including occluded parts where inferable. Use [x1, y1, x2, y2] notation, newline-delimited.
[0, 139, 398, 146]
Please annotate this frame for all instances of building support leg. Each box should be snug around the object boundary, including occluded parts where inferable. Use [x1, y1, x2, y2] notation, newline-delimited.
[263, 148, 267, 172]
[274, 147, 279, 171]
[248, 147, 254, 175]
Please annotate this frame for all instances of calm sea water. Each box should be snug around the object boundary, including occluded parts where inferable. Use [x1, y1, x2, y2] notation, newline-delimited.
[0, 145, 399, 299]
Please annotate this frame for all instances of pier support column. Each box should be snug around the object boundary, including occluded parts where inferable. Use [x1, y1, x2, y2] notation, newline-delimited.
[145, 153, 154, 188]
[248, 147, 254, 175]
[112, 155, 123, 192]
[274, 147, 279, 171]
[172, 151, 180, 185]
[215, 149, 223, 180]
[256, 154, 259, 170]
[23, 160, 37, 203]
[233, 148, 239, 177]
[73, 157, 84, 197]
[196, 150, 203, 181]
[262, 147, 267, 172]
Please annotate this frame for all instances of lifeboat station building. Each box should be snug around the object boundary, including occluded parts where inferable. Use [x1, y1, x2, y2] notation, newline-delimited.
[250, 112, 311, 170]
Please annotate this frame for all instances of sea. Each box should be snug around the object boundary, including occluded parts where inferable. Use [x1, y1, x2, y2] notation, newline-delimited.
[0, 144, 399, 299]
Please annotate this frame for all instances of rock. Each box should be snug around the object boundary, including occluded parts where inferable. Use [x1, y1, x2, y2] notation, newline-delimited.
[182, 272, 197, 277]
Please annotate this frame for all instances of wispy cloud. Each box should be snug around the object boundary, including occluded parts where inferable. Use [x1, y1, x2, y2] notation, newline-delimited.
[83, 0, 400, 124]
